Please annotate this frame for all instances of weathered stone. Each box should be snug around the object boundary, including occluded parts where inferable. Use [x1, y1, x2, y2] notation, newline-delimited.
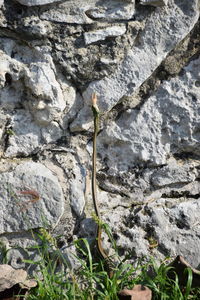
[84, 25, 127, 45]
[16, 0, 62, 6]
[96, 56, 200, 171]
[5, 111, 42, 157]
[116, 194, 200, 268]
[0, 264, 27, 292]
[118, 285, 152, 300]
[0, 161, 64, 234]
[60, 244, 82, 270]
[74, 0, 199, 129]
[0, 45, 78, 157]
[140, 0, 168, 7]
[151, 162, 197, 187]
[40, 0, 135, 24]
[24, 61, 66, 124]
[55, 153, 86, 217]
[0, 112, 6, 141]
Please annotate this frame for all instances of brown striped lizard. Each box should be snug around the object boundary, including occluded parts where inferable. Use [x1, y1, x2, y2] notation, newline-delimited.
[91, 93, 114, 278]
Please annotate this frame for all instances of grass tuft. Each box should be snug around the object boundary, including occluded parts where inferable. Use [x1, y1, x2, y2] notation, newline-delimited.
[1, 227, 200, 299]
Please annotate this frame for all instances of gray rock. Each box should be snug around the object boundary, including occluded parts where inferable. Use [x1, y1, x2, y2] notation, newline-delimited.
[4, 110, 64, 157]
[84, 1, 135, 21]
[24, 61, 66, 125]
[55, 153, 86, 217]
[0, 112, 7, 141]
[140, 0, 168, 6]
[84, 25, 127, 45]
[5, 111, 42, 157]
[74, 0, 199, 129]
[151, 162, 197, 187]
[0, 161, 64, 234]
[108, 196, 200, 268]
[60, 244, 81, 270]
[40, 0, 135, 24]
[150, 199, 200, 267]
[15, 0, 62, 6]
[97, 56, 200, 171]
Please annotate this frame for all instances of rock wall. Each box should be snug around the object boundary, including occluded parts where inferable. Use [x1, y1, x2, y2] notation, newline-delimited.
[0, 0, 200, 269]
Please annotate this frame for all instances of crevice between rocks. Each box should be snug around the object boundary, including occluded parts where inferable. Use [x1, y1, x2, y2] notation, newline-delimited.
[106, 17, 200, 123]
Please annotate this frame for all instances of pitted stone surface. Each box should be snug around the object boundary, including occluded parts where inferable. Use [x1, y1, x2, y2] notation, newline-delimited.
[140, 0, 168, 6]
[0, 162, 64, 234]
[39, 0, 135, 24]
[15, 0, 62, 6]
[84, 25, 127, 45]
[97, 57, 200, 171]
[73, 0, 199, 130]
[55, 153, 86, 217]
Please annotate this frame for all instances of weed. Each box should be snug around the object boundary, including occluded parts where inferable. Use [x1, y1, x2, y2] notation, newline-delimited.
[14, 228, 200, 300]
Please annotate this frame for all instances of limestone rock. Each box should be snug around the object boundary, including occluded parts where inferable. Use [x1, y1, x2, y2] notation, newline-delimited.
[5, 110, 42, 157]
[4, 110, 63, 157]
[0, 161, 64, 234]
[40, 0, 135, 24]
[24, 60, 66, 125]
[151, 162, 197, 187]
[15, 0, 62, 6]
[55, 153, 86, 217]
[97, 56, 200, 171]
[140, 0, 168, 7]
[74, 0, 199, 129]
[84, 25, 127, 45]
[144, 199, 200, 267]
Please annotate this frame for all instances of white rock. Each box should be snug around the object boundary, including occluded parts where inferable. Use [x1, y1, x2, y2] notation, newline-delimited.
[151, 162, 197, 187]
[5, 111, 63, 157]
[55, 153, 86, 217]
[84, 1, 135, 21]
[97, 56, 200, 171]
[5, 111, 42, 157]
[41, 121, 63, 143]
[140, 0, 168, 6]
[84, 25, 127, 45]
[74, 0, 199, 129]
[15, 0, 62, 6]
[0, 162, 64, 234]
[40, 0, 135, 24]
[24, 62, 66, 124]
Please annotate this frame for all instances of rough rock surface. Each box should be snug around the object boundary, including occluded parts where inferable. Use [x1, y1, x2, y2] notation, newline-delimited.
[72, 0, 199, 130]
[97, 57, 200, 171]
[0, 264, 26, 292]
[0, 161, 65, 234]
[0, 0, 200, 272]
[140, 0, 168, 7]
[16, 0, 62, 6]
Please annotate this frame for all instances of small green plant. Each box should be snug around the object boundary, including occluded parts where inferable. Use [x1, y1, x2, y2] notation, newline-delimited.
[135, 259, 200, 300]
[0, 241, 9, 264]
[6, 128, 15, 136]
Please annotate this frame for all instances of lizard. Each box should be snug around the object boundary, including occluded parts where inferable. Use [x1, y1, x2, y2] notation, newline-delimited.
[91, 93, 114, 278]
